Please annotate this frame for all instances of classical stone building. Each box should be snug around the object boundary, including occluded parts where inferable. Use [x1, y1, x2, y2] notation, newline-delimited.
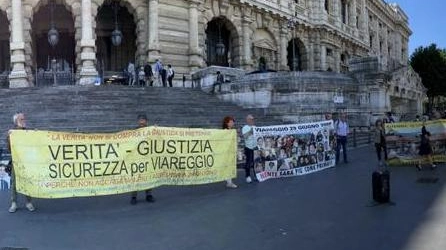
[0, 0, 424, 116]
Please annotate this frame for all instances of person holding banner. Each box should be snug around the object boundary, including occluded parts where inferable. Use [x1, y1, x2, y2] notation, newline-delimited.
[7, 112, 35, 213]
[242, 114, 256, 183]
[222, 116, 238, 188]
[373, 119, 388, 166]
[335, 113, 350, 164]
[130, 114, 155, 205]
[417, 126, 436, 170]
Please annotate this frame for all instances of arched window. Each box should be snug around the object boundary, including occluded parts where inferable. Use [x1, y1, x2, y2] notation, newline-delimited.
[341, 0, 348, 24]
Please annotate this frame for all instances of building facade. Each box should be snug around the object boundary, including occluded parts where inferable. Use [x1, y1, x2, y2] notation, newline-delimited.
[0, 0, 413, 86]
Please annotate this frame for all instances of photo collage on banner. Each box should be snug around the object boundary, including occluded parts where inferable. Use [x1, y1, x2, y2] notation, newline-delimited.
[253, 120, 336, 182]
[385, 120, 446, 165]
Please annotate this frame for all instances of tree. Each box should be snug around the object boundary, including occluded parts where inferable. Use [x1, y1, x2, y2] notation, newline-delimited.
[410, 44, 446, 112]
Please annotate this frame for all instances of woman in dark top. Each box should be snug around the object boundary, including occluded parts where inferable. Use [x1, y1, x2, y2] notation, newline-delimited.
[417, 126, 436, 170]
[222, 116, 238, 188]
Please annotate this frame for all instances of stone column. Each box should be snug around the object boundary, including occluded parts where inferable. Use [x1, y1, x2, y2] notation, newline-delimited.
[320, 44, 326, 71]
[279, 26, 288, 71]
[333, 0, 340, 24]
[349, 0, 357, 28]
[9, 0, 28, 88]
[79, 0, 98, 85]
[188, 0, 201, 70]
[334, 49, 341, 73]
[241, 14, 253, 70]
[147, 0, 160, 62]
[312, 31, 322, 71]
[308, 43, 314, 70]
[358, 0, 367, 38]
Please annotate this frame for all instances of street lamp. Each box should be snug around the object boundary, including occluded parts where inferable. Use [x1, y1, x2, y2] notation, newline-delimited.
[47, 0, 59, 47]
[215, 21, 225, 59]
[111, 1, 122, 46]
[287, 17, 298, 71]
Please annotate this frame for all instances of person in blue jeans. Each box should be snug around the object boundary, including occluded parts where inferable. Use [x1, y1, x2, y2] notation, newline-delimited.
[335, 113, 349, 164]
[7, 112, 35, 213]
[130, 114, 155, 205]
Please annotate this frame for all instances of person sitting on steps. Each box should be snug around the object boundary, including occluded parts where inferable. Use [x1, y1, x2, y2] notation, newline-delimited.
[212, 71, 224, 94]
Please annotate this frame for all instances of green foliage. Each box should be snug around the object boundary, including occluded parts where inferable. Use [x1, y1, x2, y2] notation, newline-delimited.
[410, 44, 446, 99]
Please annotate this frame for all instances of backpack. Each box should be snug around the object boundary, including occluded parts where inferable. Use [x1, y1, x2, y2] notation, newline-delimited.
[171, 69, 175, 78]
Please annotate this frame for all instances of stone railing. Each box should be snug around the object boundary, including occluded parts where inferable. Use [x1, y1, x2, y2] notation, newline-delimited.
[191, 66, 245, 91]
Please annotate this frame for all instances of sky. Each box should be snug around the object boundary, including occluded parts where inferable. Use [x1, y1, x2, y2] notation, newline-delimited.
[388, 0, 446, 55]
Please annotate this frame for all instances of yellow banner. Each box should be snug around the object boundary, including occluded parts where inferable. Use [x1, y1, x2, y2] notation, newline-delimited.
[384, 119, 446, 166]
[10, 127, 237, 198]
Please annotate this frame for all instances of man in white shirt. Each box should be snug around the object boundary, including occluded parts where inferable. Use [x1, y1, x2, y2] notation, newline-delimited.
[242, 114, 256, 183]
[335, 113, 350, 164]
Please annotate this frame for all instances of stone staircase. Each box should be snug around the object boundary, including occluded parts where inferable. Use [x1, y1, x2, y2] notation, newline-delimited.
[0, 85, 281, 149]
[0, 85, 374, 157]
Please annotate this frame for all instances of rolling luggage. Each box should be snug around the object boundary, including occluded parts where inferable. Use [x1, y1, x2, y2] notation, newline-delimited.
[372, 170, 390, 203]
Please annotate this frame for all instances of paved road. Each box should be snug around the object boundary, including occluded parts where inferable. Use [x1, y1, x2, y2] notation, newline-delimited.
[1, 146, 446, 250]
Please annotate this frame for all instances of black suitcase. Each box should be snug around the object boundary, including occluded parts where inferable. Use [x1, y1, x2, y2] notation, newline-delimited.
[372, 170, 390, 203]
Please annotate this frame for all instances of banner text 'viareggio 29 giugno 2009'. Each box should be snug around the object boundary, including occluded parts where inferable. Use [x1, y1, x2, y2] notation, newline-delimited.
[253, 120, 336, 182]
[10, 126, 236, 198]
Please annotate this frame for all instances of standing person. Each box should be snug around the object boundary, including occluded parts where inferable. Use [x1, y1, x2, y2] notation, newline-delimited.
[130, 114, 155, 205]
[154, 59, 163, 86]
[212, 71, 224, 94]
[335, 112, 350, 164]
[127, 62, 135, 86]
[167, 64, 175, 87]
[384, 112, 395, 123]
[7, 112, 35, 213]
[324, 112, 332, 121]
[160, 68, 167, 87]
[417, 126, 436, 170]
[144, 63, 153, 86]
[242, 114, 256, 183]
[374, 119, 388, 166]
[222, 116, 238, 188]
[138, 66, 145, 87]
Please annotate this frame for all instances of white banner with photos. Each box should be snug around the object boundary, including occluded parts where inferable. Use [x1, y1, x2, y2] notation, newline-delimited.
[253, 120, 336, 182]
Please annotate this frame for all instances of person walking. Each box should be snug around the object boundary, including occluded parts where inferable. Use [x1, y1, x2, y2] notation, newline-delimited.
[417, 126, 436, 170]
[335, 112, 349, 164]
[130, 114, 155, 205]
[242, 114, 256, 183]
[7, 112, 35, 213]
[373, 119, 388, 166]
[222, 116, 238, 188]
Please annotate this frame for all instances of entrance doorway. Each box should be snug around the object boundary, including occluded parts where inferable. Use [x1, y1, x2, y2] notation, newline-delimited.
[32, 1, 76, 86]
[96, 1, 137, 85]
[0, 10, 10, 88]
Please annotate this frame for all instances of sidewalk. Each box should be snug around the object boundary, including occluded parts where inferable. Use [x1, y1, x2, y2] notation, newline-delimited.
[1, 146, 446, 250]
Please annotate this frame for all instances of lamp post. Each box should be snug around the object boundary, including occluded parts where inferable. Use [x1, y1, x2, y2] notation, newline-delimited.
[215, 21, 225, 64]
[111, 1, 122, 46]
[287, 17, 298, 71]
[48, 0, 59, 86]
[47, 0, 59, 47]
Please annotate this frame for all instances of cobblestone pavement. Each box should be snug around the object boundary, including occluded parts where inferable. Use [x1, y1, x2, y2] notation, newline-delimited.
[1, 146, 446, 250]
